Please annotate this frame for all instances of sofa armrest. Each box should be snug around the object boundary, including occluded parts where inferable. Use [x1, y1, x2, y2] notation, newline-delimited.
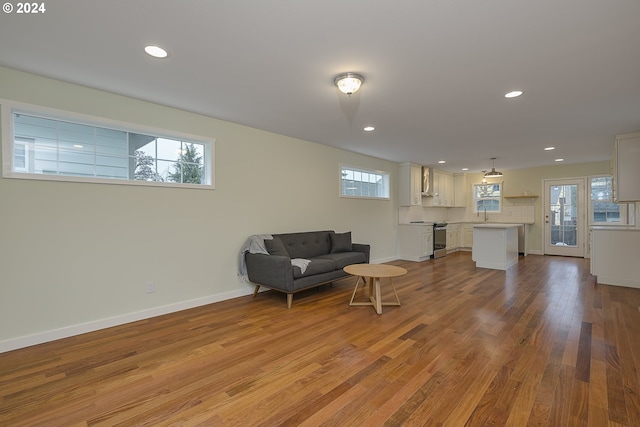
[352, 243, 370, 263]
[245, 253, 294, 292]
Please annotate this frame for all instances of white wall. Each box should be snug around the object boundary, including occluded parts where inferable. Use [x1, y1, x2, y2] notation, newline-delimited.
[0, 67, 399, 351]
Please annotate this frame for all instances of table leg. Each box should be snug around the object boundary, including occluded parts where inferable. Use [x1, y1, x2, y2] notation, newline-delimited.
[373, 277, 382, 314]
[349, 274, 401, 314]
[349, 276, 365, 306]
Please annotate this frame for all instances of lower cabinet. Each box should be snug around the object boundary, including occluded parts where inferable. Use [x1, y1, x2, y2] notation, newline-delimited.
[463, 224, 474, 248]
[399, 225, 433, 262]
[446, 223, 461, 252]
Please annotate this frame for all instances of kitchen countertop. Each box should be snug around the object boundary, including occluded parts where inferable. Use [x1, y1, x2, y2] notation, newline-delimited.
[472, 223, 523, 229]
[399, 221, 534, 225]
[591, 226, 640, 231]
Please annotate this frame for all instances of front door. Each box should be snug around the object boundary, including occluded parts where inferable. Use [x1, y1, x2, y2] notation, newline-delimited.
[543, 178, 586, 257]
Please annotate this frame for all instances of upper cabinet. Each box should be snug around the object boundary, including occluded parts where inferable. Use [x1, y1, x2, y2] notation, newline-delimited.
[399, 162, 423, 206]
[426, 170, 455, 207]
[399, 163, 468, 208]
[454, 173, 467, 207]
[612, 132, 640, 202]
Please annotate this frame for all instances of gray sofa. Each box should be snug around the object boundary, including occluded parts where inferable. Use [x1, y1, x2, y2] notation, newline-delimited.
[245, 230, 370, 308]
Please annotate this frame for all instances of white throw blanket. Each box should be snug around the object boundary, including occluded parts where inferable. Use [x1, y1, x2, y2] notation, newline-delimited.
[291, 258, 311, 274]
[238, 234, 311, 282]
[238, 234, 272, 282]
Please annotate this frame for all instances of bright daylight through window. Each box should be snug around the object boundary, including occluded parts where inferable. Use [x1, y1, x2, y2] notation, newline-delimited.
[2, 102, 214, 188]
[590, 176, 634, 225]
[341, 166, 389, 199]
[473, 182, 502, 212]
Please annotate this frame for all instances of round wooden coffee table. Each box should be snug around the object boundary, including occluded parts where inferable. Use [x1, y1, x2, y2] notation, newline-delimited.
[343, 264, 407, 314]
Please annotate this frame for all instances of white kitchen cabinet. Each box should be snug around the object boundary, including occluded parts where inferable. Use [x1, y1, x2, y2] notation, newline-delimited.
[398, 224, 433, 261]
[454, 174, 468, 207]
[442, 173, 455, 206]
[425, 170, 454, 207]
[472, 224, 520, 270]
[446, 223, 460, 252]
[462, 224, 474, 248]
[611, 132, 640, 202]
[399, 162, 423, 206]
[591, 226, 640, 288]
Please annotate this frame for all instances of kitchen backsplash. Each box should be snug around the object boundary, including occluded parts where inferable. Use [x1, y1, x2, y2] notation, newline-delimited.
[399, 205, 535, 224]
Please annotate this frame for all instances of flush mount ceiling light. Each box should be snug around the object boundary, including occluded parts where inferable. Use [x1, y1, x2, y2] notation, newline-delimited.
[144, 45, 168, 58]
[363, 126, 375, 132]
[334, 72, 364, 96]
[504, 90, 523, 98]
[484, 157, 504, 178]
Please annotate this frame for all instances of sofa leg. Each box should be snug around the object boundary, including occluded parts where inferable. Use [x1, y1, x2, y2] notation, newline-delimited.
[253, 285, 260, 297]
[287, 293, 293, 309]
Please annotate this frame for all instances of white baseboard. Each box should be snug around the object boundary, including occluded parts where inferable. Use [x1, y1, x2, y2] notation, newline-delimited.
[0, 288, 254, 354]
[372, 256, 400, 264]
[1, 257, 400, 353]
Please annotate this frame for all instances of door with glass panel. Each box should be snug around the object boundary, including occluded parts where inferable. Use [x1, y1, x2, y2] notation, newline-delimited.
[543, 178, 586, 257]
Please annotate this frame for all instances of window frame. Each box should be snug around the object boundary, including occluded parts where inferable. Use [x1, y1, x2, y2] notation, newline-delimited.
[339, 164, 390, 200]
[1, 99, 215, 189]
[472, 181, 502, 213]
[588, 175, 633, 225]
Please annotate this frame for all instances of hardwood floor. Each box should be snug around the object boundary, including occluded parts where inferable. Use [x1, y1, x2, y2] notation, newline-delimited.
[2, 252, 640, 426]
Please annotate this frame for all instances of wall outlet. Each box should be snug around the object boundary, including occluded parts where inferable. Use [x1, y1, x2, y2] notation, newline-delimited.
[145, 281, 155, 294]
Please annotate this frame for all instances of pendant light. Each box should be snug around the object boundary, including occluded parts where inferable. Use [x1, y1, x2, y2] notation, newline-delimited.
[484, 158, 503, 178]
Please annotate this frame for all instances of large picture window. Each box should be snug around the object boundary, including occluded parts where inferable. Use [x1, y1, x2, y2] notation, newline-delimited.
[2, 101, 215, 189]
[340, 166, 390, 199]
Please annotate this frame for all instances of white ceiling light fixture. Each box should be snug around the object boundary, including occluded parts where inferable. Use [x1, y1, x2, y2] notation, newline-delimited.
[484, 157, 503, 178]
[144, 45, 168, 58]
[363, 126, 375, 132]
[334, 72, 364, 96]
[544, 146, 556, 151]
[504, 90, 523, 98]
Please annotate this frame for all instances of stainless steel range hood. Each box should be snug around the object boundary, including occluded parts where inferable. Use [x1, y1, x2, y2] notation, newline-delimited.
[421, 166, 434, 196]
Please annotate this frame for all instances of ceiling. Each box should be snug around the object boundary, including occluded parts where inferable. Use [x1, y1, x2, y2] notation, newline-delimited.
[1, 0, 639, 173]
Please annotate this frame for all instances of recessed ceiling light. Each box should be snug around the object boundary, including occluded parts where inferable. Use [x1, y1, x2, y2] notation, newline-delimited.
[461, 168, 469, 171]
[144, 45, 168, 58]
[505, 90, 523, 98]
[363, 126, 375, 132]
[555, 158, 565, 162]
[438, 160, 446, 164]
[544, 146, 556, 151]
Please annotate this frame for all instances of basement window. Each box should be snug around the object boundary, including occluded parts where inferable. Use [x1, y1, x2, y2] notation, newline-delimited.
[1, 100, 215, 189]
[340, 165, 390, 199]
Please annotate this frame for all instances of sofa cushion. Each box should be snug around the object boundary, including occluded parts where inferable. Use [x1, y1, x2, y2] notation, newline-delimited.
[292, 258, 336, 279]
[330, 231, 352, 253]
[274, 231, 332, 259]
[265, 237, 289, 257]
[316, 251, 367, 269]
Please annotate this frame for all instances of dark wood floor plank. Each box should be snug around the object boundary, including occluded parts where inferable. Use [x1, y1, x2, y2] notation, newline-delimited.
[2, 253, 640, 426]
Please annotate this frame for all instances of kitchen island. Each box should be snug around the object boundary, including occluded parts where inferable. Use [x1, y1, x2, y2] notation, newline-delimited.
[472, 223, 522, 270]
[591, 226, 640, 289]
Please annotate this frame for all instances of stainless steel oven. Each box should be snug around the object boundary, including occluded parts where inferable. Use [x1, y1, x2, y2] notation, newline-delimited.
[432, 222, 447, 258]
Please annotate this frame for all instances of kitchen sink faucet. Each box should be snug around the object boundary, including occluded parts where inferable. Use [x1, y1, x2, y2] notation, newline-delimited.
[478, 205, 488, 222]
